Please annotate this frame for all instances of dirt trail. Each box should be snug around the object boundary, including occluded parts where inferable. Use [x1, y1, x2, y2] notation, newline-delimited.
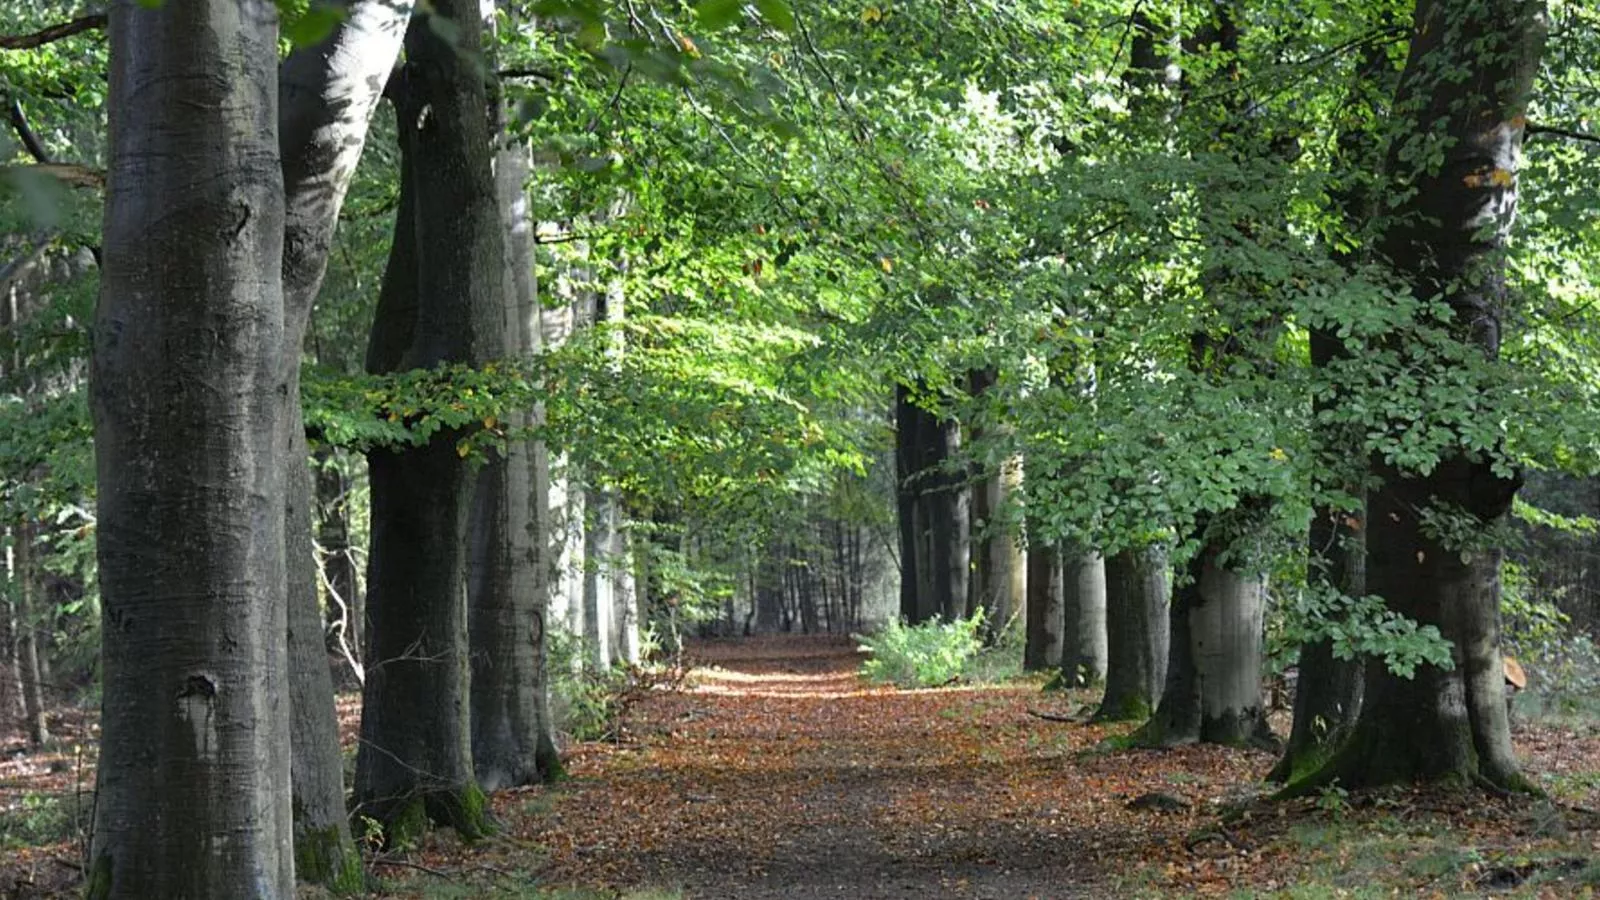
[514, 635, 1274, 899]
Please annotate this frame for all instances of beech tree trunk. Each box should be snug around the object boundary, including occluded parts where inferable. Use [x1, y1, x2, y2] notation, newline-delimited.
[90, 0, 293, 894]
[967, 369, 1024, 641]
[1138, 531, 1274, 747]
[1296, 0, 1545, 794]
[355, 4, 503, 841]
[1060, 550, 1108, 686]
[1094, 545, 1169, 722]
[1269, 35, 1392, 783]
[468, 134, 561, 792]
[278, 1, 412, 886]
[895, 383, 970, 624]
[1024, 541, 1063, 671]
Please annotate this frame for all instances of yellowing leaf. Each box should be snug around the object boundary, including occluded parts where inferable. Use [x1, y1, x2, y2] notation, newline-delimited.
[862, 5, 882, 23]
[457, 441, 471, 458]
[880, 256, 894, 273]
[1488, 168, 1514, 187]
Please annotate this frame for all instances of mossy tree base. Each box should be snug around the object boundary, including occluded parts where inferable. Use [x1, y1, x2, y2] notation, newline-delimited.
[294, 824, 365, 895]
[1091, 693, 1153, 724]
[367, 783, 498, 850]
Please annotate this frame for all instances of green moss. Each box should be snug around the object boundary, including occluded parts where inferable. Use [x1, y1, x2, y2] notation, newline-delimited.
[1091, 692, 1151, 723]
[294, 823, 365, 895]
[386, 797, 431, 851]
[84, 852, 113, 900]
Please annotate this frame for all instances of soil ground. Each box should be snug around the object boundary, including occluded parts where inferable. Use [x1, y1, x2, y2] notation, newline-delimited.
[5, 633, 1600, 899]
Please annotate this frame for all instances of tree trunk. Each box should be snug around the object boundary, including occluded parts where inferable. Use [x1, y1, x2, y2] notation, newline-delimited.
[90, 0, 292, 893]
[468, 135, 561, 791]
[1024, 541, 1063, 671]
[355, 4, 503, 841]
[1138, 533, 1274, 747]
[967, 370, 1024, 641]
[583, 488, 616, 667]
[895, 383, 969, 624]
[278, 1, 412, 886]
[13, 522, 47, 746]
[1295, 0, 1545, 794]
[1093, 545, 1168, 722]
[1268, 32, 1393, 784]
[1060, 549, 1108, 686]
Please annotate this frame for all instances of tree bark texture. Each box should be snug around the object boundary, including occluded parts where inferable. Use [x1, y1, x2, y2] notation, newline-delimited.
[468, 136, 562, 792]
[90, 0, 292, 894]
[355, 4, 503, 841]
[1296, 0, 1545, 794]
[1094, 545, 1168, 722]
[278, 1, 412, 886]
[895, 383, 970, 624]
[1139, 533, 1274, 747]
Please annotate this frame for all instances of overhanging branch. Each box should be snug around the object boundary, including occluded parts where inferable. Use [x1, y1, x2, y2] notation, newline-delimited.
[0, 13, 106, 50]
[1527, 121, 1600, 147]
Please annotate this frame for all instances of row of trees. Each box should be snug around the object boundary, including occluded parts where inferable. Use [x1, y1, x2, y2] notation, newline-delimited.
[1, 0, 1598, 895]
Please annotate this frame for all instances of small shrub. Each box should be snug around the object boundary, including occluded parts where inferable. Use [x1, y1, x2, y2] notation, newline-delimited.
[854, 610, 986, 688]
[0, 791, 79, 849]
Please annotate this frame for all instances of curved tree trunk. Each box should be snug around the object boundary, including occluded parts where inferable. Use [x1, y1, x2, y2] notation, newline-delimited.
[355, 4, 503, 841]
[90, 0, 292, 894]
[1294, 0, 1544, 795]
[1093, 545, 1168, 722]
[278, 1, 412, 887]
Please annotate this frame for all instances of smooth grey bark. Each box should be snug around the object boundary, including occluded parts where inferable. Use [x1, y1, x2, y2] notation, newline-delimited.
[895, 383, 970, 624]
[90, 0, 292, 894]
[468, 135, 561, 792]
[277, 1, 412, 887]
[1093, 546, 1168, 722]
[1138, 534, 1274, 748]
[1293, 0, 1545, 795]
[355, 3, 502, 840]
[1060, 550, 1107, 686]
[1024, 541, 1063, 671]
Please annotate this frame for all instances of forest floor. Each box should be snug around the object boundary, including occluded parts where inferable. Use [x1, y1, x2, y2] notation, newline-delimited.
[5, 634, 1600, 898]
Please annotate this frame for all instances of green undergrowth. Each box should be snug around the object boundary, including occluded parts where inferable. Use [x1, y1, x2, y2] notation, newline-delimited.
[0, 790, 84, 849]
[855, 608, 1032, 688]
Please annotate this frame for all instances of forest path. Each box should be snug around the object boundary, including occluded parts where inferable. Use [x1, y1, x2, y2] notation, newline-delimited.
[508, 634, 1276, 899]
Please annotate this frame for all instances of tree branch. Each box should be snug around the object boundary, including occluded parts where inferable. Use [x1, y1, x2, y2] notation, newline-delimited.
[6, 98, 53, 163]
[1527, 121, 1600, 146]
[0, 13, 106, 51]
[1, 163, 106, 190]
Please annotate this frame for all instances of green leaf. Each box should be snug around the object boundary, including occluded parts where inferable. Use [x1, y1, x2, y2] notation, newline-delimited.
[695, 0, 744, 30]
[285, 4, 346, 47]
[754, 0, 795, 31]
